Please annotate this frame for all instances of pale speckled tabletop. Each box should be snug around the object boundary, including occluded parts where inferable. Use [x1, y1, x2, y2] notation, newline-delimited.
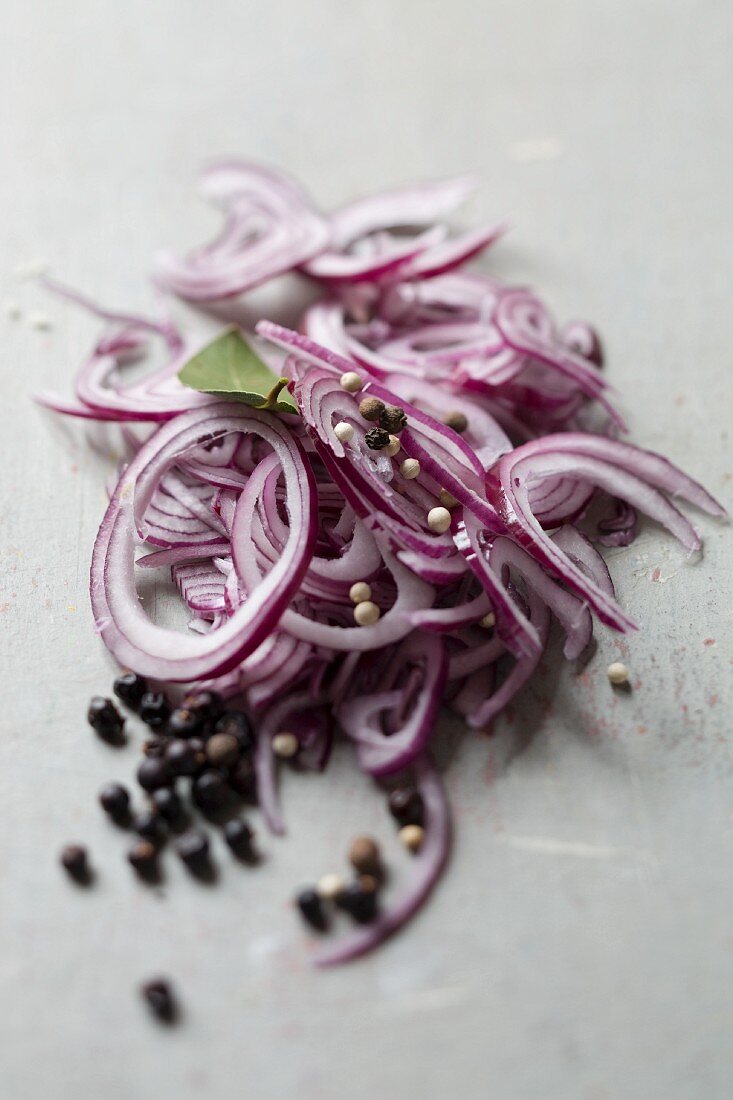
[1, 2, 732, 1098]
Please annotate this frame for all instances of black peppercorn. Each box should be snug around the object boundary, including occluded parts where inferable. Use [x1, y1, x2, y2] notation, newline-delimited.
[60, 844, 90, 883]
[87, 696, 125, 743]
[214, 711, 254, 754]
[141, 978, 177, 1024]
[167, 707, 201, 739]
[133, 809, 166, 844]
[139, 691, 171, 729]
[336, 882, 378, 924]
[205, 732, 240, 769]
[151, 786, 184, 826]
[191, 769, 229, 812]
[379, 403, 408, 434]
[296, 888, 328, 932]
[112, 671, 148, 710]
[136, 756, 170, 792]
[165, 739, 204, 777]
[364, 426, 391, 451]
[223, 818, 254, 858]
[387, 786, 424, 828]
[99, 782, 131, 824]
[176, 829, 210, 874]
[127, 840, 158, 879]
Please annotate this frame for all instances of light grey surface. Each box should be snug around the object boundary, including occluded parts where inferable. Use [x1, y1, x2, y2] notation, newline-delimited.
[1, 2, 732, 1098]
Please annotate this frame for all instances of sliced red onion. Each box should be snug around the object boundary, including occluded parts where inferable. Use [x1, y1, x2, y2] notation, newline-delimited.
[336, 634, 447, 775]
[302, 176, 476, 284]
[91, 403, 317, 681]
[155, 161, 329, 301]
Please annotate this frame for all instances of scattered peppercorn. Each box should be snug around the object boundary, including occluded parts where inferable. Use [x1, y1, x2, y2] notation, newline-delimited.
[272, 732, 299, 759]
[337, 882, 378, 923]
[141, 978, 177, 1024]
[133, 809, 166, 844]
[127, 840, 158, 879]
[167, 707, 201, 738]
[139, 691, 171, 729]
[443, 410, 468, 433]
[192, 769, 229, 813]
[348, 836, 382, 876]
[384, 434, 401, 457]
[399, 824, 425, 853]
[364, 426, 391, 451]
[296, 888, 328, 932]
[358, 396, 385, 422]
[427, 506, 452, 534]
[223, 818, 254, 859]
[354, 601, 380, 627]
[99, 782, 131, 824]
[60, 844, 90, 883]
[137, 756, 170, 792]
[206, 732, 240, 769]
[317, 873, 345, 901]
[388, 786, 424, 828]
[349, 581, 372, 604]
[176, 829, 211, 873]
[607, 661, 630, 686]
[339, 371, 363, 393]
[214, 711, 254, 755]
[379, 403, 407, 434]
[334, 420, 355, 444]
[113, 671, 148, 710]
[87, 696, 125, 743]
[151, 786, 184, 826]
[479, 611, 496, 630]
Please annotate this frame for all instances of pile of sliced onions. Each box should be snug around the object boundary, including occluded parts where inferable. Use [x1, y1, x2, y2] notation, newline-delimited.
[38, 161, 725, 966]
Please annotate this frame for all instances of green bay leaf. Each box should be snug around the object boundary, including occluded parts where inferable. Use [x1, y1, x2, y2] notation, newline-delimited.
[177, 326, 297, 414]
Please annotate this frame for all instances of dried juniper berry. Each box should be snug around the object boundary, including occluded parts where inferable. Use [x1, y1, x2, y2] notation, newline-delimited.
[87, 696, 125, 743]
[99, 782, 131, 825]
[165, 738, 204, 778]
[139, 691, 171, 729]
[133, 809, 166, 845]
[167, 707, 201, 739]
[336, 881, 378, 924]
[136, 756, 170, 792]
[223, 818, 255, 859]
[191, 769, 229, 813]
[151, 786, 184, 827]
[141, 978, 177, 1024]
[175, 829, 211, 876]
[60, 844, 91, 884]
[296, 888, 328, 932]
[112, 671, 148, 710]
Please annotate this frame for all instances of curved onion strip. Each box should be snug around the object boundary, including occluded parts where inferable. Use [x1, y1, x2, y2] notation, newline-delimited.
[336, 634, 447, 775]
[464, 588, 551, 730]
[302, 176, 476, 283]
[91, 404, 317, 681]
[314, 760, 450, 966]
[155, 161, 329, 300]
